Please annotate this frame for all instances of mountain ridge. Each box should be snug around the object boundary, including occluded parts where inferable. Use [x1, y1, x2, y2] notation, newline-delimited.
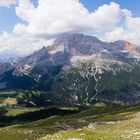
[0, 33, 140, 105]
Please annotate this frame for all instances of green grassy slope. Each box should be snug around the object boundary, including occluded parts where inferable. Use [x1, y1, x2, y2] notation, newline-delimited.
[0, 105, 140, 140]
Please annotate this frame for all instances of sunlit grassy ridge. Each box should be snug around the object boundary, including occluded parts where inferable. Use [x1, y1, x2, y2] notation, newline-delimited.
[0, 91, 18, 106]
[6, 108, 40, 116]
[38, 105, 140, 140]
[0, 104, 140, 140]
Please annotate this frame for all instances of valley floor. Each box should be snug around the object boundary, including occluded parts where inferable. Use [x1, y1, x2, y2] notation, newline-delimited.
[0, 105, 140, 140]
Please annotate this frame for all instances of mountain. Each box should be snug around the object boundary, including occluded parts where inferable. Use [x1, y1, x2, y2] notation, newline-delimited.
[1, 33, 140, 105]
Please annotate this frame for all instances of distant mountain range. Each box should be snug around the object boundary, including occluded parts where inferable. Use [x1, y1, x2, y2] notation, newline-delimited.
[1, 33, 140, 105]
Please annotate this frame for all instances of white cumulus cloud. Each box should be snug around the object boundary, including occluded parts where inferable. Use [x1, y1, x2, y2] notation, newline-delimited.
[0, 31, 54, 60]
[14, 0, 122, 35]
[102, 10, 140, 46]
[0, 0, 17, 7]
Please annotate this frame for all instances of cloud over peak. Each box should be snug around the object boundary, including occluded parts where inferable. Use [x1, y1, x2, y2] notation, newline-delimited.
[0, 0, 140, 59]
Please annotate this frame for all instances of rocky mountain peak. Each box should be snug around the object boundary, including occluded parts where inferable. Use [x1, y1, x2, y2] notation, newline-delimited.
[17, 33, 140, 68]
[123, 41, 136, 53]
[54, 33, 101, 46]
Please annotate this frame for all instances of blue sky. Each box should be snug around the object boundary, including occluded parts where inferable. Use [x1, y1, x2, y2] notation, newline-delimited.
[81, 0, 140, 16]
[0, 0, 140, 32]
[0, 6, 19, 32]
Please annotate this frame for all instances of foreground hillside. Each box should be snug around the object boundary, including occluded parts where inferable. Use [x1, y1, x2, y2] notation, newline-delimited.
[0, 104, 140, 140]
